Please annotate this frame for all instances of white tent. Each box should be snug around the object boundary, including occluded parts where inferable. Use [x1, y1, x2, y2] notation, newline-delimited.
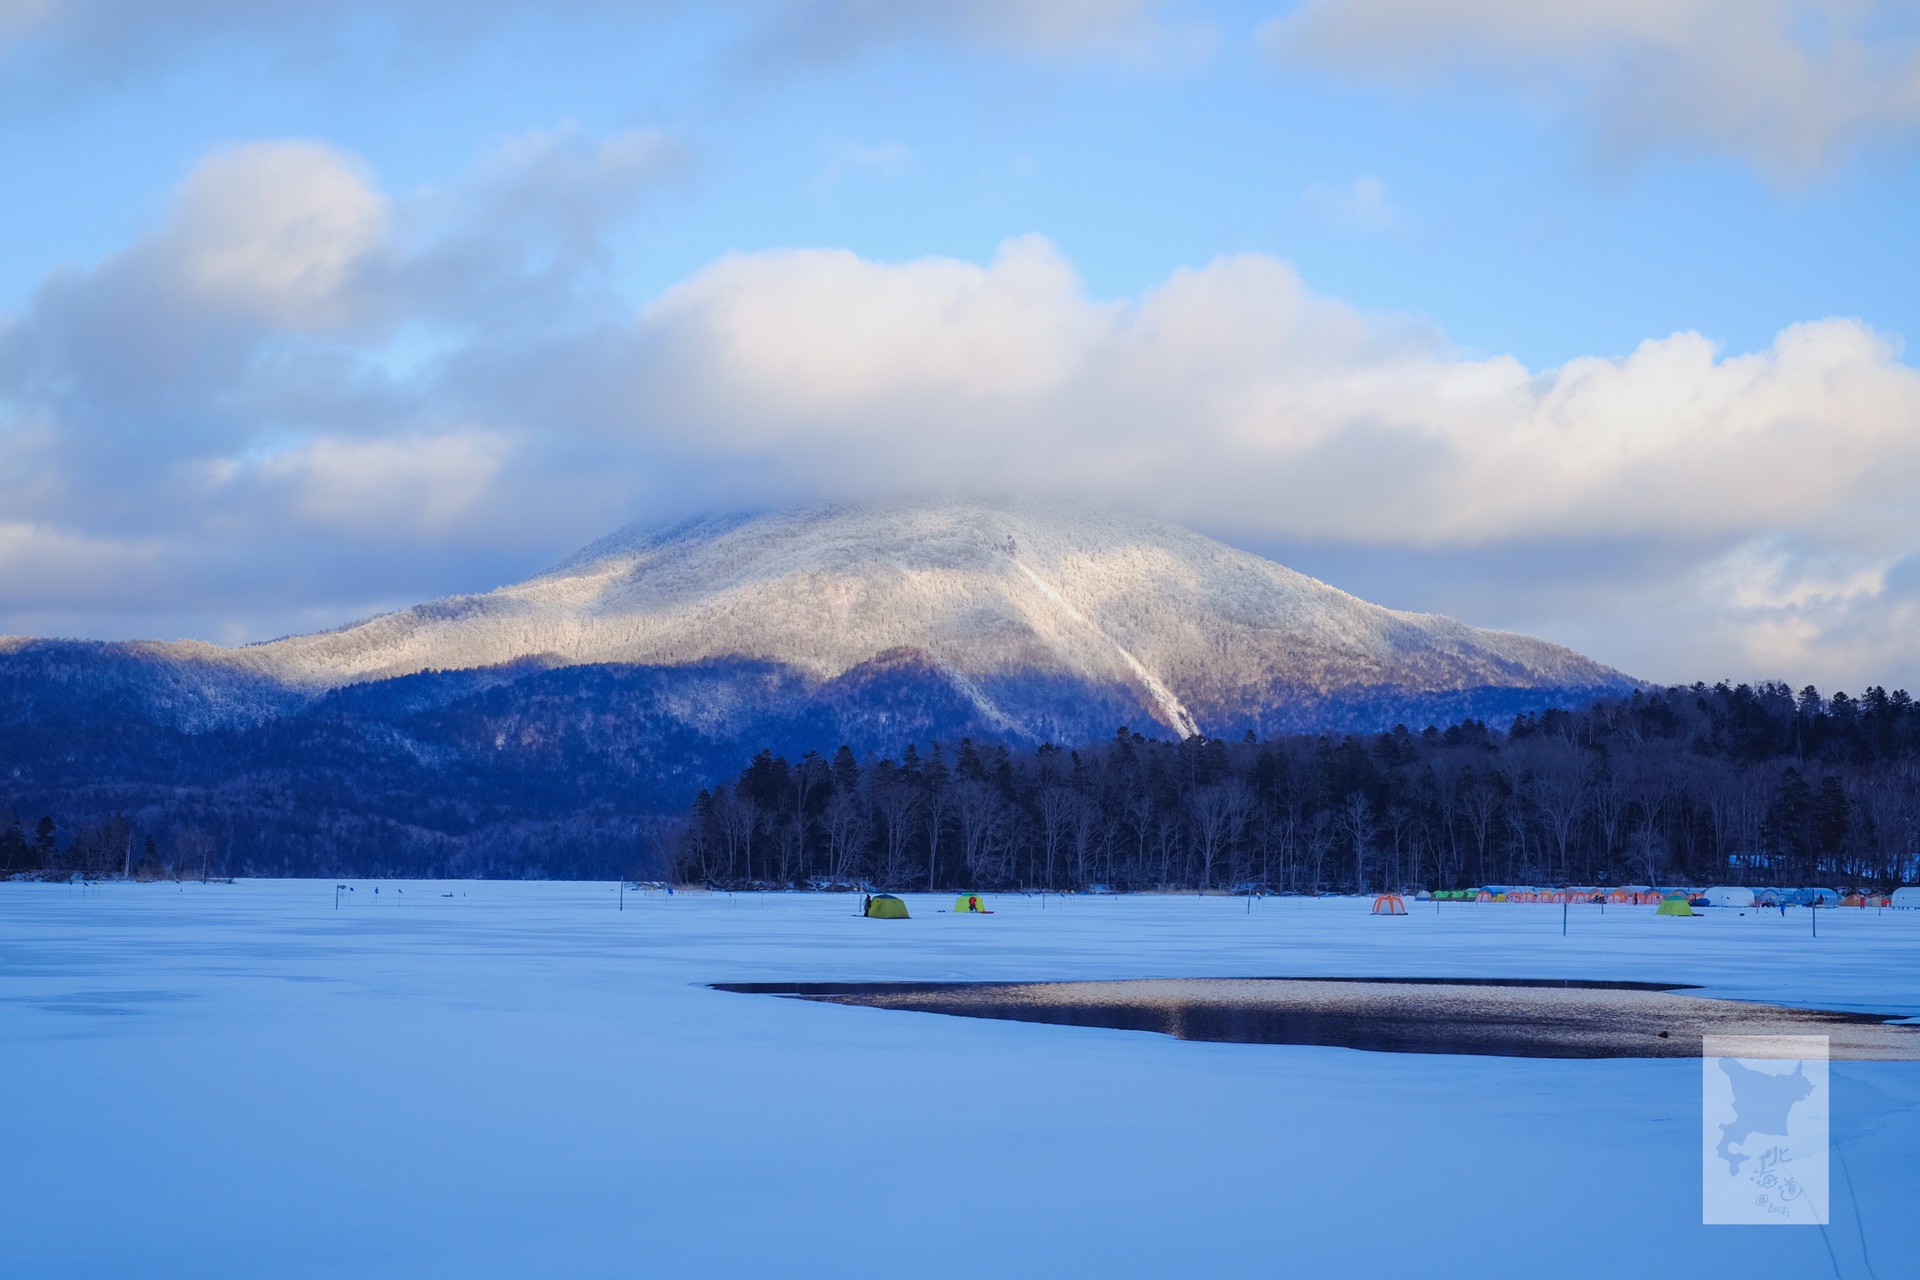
[1702, 886, 1755, 908]
[1892, 887, 1920, 909]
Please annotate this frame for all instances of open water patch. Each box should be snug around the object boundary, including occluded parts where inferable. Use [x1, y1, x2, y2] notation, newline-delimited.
[713, 977, 1920, 1060]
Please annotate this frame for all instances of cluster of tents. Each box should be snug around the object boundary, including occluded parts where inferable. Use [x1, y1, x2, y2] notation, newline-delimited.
[1424, 887, 1674, 905]
[855, 885, 1920, 921]
[860, 893, 996, 919]
[1417, 885, 1920, 915]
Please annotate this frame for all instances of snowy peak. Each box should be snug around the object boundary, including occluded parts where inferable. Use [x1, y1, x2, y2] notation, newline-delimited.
[227, 497, 1634, 738]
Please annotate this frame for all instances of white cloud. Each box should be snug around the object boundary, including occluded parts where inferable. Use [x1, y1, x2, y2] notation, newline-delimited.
[1264, 0, 1920, 181]
[616, 243, 1920, 552]
[1712, 541, 1890, 614]
[8, 134, 1920, 688]
[254, 432, 508, 535]
[635, 235, 1109, 420]
[0, 129, 682, 639]
[456, 124, 683, 251]
[165, 141, 388, 330]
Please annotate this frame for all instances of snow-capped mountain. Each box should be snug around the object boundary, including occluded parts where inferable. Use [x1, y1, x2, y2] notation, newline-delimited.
[1, 499, 1639, 873]
[212, 497, 1632, 739]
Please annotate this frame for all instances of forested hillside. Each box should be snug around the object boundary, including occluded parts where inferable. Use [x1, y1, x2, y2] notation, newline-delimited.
[0, 644, 1619, 881]
[0, 656, 1010, 880]
[672, 682, 1920, 893]
[1, 500, 1647, 879]
[14, 670, 1918, 889]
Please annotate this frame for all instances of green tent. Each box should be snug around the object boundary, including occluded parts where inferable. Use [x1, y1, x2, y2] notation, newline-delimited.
[1656, 896, 1694, 916]
[953, 893, 992, 914]
[864, 894, 910, 919]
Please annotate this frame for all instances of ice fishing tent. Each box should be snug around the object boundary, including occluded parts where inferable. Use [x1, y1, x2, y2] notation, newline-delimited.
[1371, 893, 1408, 915]
[1656, 895, 1694, 916]
[864, 894, 910, 919]
[1702, 886, 1754, 908]
[1892, 887, 1920, 909]
[953, 894, 992, 914]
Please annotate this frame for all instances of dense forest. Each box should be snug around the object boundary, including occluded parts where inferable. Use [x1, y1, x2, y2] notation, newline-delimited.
[0, 638, 1623, 882]
[671, 682, 1920, 893]
[0, 644, 1194, 881]
[11, 676, 1920, 890]
[0, 661, 743, 881]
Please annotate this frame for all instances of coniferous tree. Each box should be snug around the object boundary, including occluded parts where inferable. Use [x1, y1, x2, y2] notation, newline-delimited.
[0, 821, 27, 873]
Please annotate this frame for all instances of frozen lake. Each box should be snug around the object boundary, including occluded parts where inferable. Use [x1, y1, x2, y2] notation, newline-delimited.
[3, 882, 1914, 1278]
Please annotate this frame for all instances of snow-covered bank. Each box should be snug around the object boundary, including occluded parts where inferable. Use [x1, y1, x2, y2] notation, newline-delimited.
[2, 883, 1911, 1278]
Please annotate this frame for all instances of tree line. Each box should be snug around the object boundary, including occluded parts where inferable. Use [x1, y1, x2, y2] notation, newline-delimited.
[2, 812, 245, 882]
[670, 682, 1920, 893]
[0, 805, 674, 883]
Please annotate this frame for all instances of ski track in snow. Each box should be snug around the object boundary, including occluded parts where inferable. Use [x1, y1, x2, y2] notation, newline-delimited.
[1, 882, 1912, 1279]
[1010, 557, 1199, 737]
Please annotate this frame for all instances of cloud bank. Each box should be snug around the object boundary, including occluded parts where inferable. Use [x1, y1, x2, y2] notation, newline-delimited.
[1266, 0, 1920, 180]
[4, 135, 1920, 687]
[0, 0, 1172, 88]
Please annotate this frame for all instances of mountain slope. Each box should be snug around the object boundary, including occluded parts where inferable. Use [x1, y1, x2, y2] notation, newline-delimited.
[223, 498, 1633, 738]
[0, 499, 1641, 877]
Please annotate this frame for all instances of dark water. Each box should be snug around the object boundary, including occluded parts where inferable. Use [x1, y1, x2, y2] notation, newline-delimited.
[712, 978, 1919, 1060]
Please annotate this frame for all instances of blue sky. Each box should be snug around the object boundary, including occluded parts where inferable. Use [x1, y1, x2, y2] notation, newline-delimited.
[4, 1, 1920, 688]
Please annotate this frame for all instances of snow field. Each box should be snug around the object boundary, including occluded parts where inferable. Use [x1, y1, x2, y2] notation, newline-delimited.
[1, 883, 1912, 1278]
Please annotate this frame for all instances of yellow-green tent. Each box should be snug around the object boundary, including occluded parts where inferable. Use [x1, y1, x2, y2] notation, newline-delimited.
[1656, 896, 1694, 916]
[953, 893, 992, 914]
[865, 894, 909, 919]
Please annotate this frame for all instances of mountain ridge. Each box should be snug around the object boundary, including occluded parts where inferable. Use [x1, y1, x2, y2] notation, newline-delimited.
[196, 497, 1635, 738]
[2, 497, 1636, 742]
[0, 504, 1640, 876]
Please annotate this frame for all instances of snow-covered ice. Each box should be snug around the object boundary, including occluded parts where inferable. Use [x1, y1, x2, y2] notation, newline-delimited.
[3, 883, 1913, 1278]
